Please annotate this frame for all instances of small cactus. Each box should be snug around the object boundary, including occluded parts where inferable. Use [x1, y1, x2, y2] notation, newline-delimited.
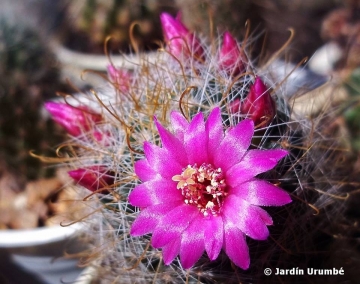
[61, 0, 176, 53]
[0, 18, 68, 190]
[46, 11, 359, 284]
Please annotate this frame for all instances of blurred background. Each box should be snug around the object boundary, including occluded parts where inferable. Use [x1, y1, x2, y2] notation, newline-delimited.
[0, 0, 359, 283]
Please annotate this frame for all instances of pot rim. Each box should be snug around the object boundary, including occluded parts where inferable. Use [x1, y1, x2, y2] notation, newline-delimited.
[52, 40, 159, 71]
[0, 223, 82, 248]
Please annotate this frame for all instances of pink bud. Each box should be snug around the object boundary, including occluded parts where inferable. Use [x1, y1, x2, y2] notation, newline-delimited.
[229, 98, 241, 114]
[175, 11, 182, 21]
[68, 166, 114, 193]
[107, 64, 131, 92]
[45, 102, 102, 136]
[239, 77, 276, 126]
[219, 32, 247, 76]
[160, 12, 204, 61]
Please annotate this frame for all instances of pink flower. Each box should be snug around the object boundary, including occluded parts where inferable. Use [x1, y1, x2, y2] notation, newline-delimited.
[129, 107, 291, 269]
[45, 102, 102, 137]
[219, 31, 247, 76]
[68, 166, 114, 193]
[107, 64, 131, 92]
[240, 77, 276, 126]
[160, 12, 204, 61]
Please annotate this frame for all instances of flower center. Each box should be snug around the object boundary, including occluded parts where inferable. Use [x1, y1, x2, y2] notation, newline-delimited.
[172, 163, 228, 216]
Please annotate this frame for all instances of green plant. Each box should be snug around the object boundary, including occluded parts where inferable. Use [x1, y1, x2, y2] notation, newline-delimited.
[0, 18, 67, 190]
[61, 0, 176, 53]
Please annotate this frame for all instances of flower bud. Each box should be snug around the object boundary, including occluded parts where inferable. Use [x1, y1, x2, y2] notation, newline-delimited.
[239, 77, 276, 126]
[68, 166, 114, 193]
[45, 102, 102, 136]
[160, 12, 204, 61]
[107, 64, 131, 92]
[219, 32, 247, 76]
[229, 98, 241, 114]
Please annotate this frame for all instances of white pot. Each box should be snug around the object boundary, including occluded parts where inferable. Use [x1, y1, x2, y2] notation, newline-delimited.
[51, 41, 158, 88]
[0, 223, 84, 284]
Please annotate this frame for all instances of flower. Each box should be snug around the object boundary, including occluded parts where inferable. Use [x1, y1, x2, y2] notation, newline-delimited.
[68, 166, 114, 193]
[160, 12, 204, 61]
[219, 31, 247, 76]
[45, 102, 102, 137]
[129, 107, 291, 269]
[230, 77, 276, 126]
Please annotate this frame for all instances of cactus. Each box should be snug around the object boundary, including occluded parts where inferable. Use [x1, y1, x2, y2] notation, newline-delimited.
[61, 0, 176, 53]
[343, 68, 360, 152]
[0, 18, 68, 191]
[46, 12, 359, 284]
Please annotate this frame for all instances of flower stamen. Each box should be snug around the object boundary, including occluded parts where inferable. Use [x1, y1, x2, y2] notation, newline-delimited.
[172, 163, 228, 216]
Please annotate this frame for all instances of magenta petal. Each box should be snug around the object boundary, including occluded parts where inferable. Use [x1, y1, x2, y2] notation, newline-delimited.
[107, 64, 131, 92]
[68, 166, 114, 193]
[180, 216, 206, 269]
[152, 204, 200, 248]
[134, 159, 157, 182]
[160, 12, 204, 60]
[155, 118, 188, 165]
[204, 216, 223, 261]
[131, 202, 182, 236]
[68, 168, 100, 192]
[223, 195, 269, 240]
[243, 149, 288, 169]
[223, 222, 249, 269]
[162, 238, 181, 265]
[45, 102, 101, 136]
[241, 77, 275, 126]
[214, 119, 254, 171]
[184, 112, 208, 165]
[226, 165, 254, 187]
[219, 31, 246, 76]
[160, 12, 189, 57]
[129, 178, 182, 207]
[229, 179, 291, 206]
[253, 206, 273, 226]
[170, 111, 189, 142]
[144, 142, 183, 178]
[226, 149, 288, 187]
[160, 12, 189, 42]
[107, 64, 118, 81]
[205, 107, 224, 160]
